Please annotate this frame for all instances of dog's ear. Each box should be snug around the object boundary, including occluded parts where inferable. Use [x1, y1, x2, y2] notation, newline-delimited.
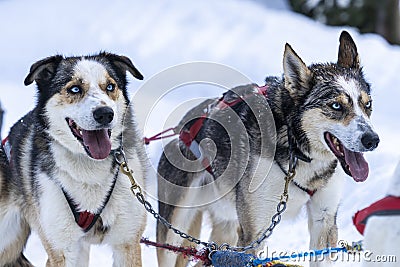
[102, 52, 144, 80]
[24, 55, 63, 86]
[337, 31, 360, 69]
[283, 43, 312, 98]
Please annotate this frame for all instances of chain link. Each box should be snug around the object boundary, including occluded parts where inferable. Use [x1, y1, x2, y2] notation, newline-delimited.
[223, 197, 288, 252]
[116, 149, 296, 253]
[134, 190, 212, 247]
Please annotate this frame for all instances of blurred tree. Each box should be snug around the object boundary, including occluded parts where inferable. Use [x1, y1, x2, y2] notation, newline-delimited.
[288, 0, 400, 45]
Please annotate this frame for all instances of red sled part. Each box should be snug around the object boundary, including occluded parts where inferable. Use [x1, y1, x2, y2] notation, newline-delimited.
[353, 195, 400, 235]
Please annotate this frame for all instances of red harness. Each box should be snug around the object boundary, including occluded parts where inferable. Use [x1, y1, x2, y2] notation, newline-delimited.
[178, 85, 269, 176]
[62, 175, 117, 232]
[353, 195, 400, 235]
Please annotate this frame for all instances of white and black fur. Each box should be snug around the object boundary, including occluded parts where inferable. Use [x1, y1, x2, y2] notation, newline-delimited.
[156, 31, 379, 266]
[0, 52, 148, 266]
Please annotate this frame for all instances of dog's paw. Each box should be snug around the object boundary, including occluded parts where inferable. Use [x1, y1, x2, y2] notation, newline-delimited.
[316, 224, 338, 249]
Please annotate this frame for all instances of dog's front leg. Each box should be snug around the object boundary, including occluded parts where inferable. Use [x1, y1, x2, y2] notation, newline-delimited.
[307, 203, 338, 267]
[306, 171, 344, 266]
[45, 245, 89, 267]
[307, 202, 338, 249]
[112, 242, 142, 267]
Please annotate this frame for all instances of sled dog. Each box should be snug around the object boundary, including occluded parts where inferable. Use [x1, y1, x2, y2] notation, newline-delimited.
[156, 31, 379, 266]
[0, 52, 148, 266]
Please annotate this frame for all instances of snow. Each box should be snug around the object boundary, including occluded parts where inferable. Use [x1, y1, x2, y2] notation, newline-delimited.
[0, 0, 399, 266]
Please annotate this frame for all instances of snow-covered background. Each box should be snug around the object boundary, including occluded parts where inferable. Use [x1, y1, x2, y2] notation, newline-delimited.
[0, 0, 399, 266]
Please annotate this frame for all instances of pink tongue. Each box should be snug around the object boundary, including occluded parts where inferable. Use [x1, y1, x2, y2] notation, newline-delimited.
[81, 129, 111, 160]
[343, 148, 369, 182]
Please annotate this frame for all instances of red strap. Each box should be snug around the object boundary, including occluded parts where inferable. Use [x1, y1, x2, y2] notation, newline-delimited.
[145, 84, 269, 147]
[215, 85, 268, 110]
[140, 238, 212, 266]
[144, 85, 270, 176]
[144, 127, 177, 145]
[77, 211, 96, 231]
[201, 157, 213, 174]
[216, 97, 243, 110]
[180, 115, 207, 147]
[353, 196, 400, 235]
[179, 84, 270, 176]
[306, 189, 317, 197]
[1, 136, 8, 146]
[257, 85, 269, 96]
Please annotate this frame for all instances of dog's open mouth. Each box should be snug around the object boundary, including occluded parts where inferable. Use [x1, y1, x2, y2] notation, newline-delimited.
[67, 118, 112, 160]
[324, 132, 369, 182]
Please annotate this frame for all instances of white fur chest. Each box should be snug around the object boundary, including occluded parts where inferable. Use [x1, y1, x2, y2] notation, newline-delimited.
[50, 142, 119, 213]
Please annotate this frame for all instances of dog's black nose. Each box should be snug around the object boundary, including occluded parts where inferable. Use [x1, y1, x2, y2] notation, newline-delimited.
[361, 132, 380, 150]
[93, 107, 114, 125]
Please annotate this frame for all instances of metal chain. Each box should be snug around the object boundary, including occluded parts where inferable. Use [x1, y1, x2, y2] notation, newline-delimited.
[115, 149, 213, 249]
[115, 148, 296, 253]
[220, 170, 295, 252]
[135, 191, 212, 248]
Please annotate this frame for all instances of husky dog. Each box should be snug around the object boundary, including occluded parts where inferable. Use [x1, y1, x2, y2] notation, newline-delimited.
[156, 31, 379, 266]
[0, 53, 148, 266]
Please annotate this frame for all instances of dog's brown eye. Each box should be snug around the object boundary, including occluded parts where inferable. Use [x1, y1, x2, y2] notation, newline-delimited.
[106, 83, 115, 92]
[330, 102, 342, 111]
[68, 86, 82, 94]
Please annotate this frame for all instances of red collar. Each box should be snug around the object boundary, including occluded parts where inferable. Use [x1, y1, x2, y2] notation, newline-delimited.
[353, 195, 400, 235]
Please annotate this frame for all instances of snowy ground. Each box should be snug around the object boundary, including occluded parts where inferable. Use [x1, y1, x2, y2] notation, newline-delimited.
[0, 0, 399, 266]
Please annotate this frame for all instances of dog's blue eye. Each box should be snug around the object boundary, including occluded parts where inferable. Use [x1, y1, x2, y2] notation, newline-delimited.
[106, 84, 115, 92]
[330, 102, 342, 111]
[365, 101, 372, 109]
[68, 86, 81, 94]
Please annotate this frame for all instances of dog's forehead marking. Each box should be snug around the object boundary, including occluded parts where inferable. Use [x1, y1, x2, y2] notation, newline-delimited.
[335, 76, 368, 115]
[336, 76, 360, 101]
[73, 59, 108, 84]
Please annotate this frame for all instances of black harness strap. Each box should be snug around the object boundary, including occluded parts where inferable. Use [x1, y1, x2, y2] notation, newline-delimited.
[292, 180, 317, 197]
[62, 168, 119, 232]
[276, 163, 316, 197]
